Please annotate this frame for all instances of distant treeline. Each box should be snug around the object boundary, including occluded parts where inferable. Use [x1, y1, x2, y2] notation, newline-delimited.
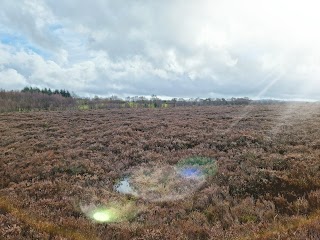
[0, 89, 75, 112]
[21, 87, 72, 98]
[64, 96, 285, 110]
[0, 87, 285, 113]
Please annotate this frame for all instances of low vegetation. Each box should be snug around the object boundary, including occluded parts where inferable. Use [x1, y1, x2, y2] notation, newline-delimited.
[1, 104, 320, 239]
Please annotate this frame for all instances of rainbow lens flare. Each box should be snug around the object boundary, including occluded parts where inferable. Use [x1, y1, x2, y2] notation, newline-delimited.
[176, 157, 217, 177]
[178, 167, 203, 178]
[115, 164, 207, 202]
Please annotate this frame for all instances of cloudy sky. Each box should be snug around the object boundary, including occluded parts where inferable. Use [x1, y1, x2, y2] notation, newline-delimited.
[1, 0, 320, 99]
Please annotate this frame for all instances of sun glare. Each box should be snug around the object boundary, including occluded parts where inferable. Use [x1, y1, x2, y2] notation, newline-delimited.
[93, 211, 111, 222]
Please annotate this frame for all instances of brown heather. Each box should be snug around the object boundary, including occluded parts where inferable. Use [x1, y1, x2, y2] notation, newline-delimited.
[1, 104, 320, 239]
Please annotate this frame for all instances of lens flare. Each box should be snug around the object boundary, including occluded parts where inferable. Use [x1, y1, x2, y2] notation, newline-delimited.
[176, 157, 217, 178]
[114, 177, 138, 196]
[178, 167, 203, 178]
[115, 163, 208, 202]
[80, 198, 138, 223]
[93, 210, 111, 222]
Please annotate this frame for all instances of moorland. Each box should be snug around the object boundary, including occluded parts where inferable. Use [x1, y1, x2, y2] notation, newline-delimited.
[1, 104, 320, 239]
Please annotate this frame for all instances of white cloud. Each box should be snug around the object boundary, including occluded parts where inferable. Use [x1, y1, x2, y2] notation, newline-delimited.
[0, 0, 320, 99]
[0, 68, 27, 90]
[0, 0, 58, 50]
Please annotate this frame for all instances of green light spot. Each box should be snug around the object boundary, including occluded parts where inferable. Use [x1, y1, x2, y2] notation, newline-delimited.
[93, 211, 110, 222]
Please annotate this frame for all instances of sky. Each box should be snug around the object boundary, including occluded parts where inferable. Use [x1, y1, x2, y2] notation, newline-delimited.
[1, 0, 320, 100]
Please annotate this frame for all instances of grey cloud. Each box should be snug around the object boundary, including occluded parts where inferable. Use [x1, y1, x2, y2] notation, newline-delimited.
[0, 0, 320, 100]
[0, 0, 60, 51]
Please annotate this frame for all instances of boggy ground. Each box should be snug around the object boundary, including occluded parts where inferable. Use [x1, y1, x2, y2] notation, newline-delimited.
[1, 104, 320, 240]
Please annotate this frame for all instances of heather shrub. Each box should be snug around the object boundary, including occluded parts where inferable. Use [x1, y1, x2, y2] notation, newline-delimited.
[291, 197, 310, 215]
[308, 190, 320, 210]
[2, 105, 320, 239]
[180, 220, 210, 240]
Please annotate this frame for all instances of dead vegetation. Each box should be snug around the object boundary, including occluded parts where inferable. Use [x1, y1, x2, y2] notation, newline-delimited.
[1, 104, 320, 239]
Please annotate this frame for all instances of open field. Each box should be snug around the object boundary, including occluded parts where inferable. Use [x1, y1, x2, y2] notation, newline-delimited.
[1, 104, 320, 239]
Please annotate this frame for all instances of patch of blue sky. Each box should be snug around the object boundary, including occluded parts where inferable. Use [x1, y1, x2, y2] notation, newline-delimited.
[0, 30, 51, 59]
[48, 23, 64, 32]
